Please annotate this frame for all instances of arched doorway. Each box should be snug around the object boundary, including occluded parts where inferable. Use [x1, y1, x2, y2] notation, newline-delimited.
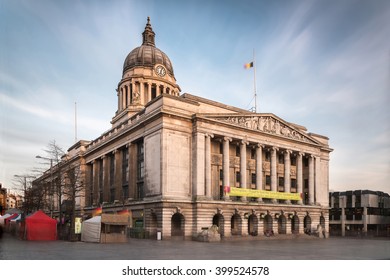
[212, 214, 225, 237]
[291, 215, 299, 234]
[264, 214, 273, 236]
[248, 214, 258, 236]
[278, 215, 287, 234]
[171, 213, 185, 237]
[304, 215, 312, 234]
[231, 214, 242, 236]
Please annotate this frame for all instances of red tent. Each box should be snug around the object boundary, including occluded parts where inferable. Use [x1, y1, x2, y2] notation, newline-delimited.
[25, 210, 57, 241]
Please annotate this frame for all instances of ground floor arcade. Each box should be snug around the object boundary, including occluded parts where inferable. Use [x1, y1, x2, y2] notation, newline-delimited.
[85, 201, 329, 240]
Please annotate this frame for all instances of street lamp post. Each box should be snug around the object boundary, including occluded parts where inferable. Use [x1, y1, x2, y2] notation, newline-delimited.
[36, 155, 54, 217]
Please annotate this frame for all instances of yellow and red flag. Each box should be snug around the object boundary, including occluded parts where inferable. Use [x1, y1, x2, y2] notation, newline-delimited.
[92, 206, 102, 216]
[244, 62, 253, 69]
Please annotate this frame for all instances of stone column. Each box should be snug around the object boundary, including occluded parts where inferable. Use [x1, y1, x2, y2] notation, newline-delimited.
[114, 149, 122, 201]
[147, 83, 151, 103]
[127, 143, 135, 200]
[271, 147, 278, 203]
[102, 155, 109, 203]
[193, 132, 205, 198]
[123, 85, 127, 109]
[297, 152, 304, 205]
[117, 89, 121, 111]
[92, 160, 98, 205]
[157, 84, 161, 96]
[284, 150, 291, 204]
[256, 144, 264, 203]
[315, 156, 321, 205]
[309, 155, 315, 205]
[139, 81, 144, 105]
[240, 141, 248, 202]
[205, 134, 213, 199]
[223, 137, 231, 200]
[130, 82, 134, 105]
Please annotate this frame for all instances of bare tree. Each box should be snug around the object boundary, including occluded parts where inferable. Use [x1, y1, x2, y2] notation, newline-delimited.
[62, 161, 85, 241]
[36, 140, 85, 240]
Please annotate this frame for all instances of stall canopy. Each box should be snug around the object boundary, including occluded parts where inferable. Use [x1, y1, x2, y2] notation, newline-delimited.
[81, 214, 129, 243]
[4, 213, 18, 225]
[0, 213, 12, 225]
[81, 216, 101, 243]
[25, 210, 57, 241]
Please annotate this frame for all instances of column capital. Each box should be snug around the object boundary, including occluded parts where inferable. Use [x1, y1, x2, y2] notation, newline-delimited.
[205, 133, 214, 138]
[271, 146, 279, 152]
[240, 140, 249, 146]
[284, 149, 292, 155]
[223, 136, 232, 142]
[255, 143, 265, 149]
[298, 151, 305, 157]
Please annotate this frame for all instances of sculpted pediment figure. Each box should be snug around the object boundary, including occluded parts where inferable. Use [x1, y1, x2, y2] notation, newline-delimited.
[202, 114, 319, 145]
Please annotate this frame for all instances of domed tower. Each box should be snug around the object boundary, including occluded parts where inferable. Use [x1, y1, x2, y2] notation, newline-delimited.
[112, 17, 181, 126]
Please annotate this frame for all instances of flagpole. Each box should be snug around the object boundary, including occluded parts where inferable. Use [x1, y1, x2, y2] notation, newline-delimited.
[74, 101, 77, 143]
[253, 49, 257, 113]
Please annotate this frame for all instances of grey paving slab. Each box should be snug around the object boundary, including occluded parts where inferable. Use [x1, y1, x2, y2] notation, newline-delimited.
[0, 233, 389, 260]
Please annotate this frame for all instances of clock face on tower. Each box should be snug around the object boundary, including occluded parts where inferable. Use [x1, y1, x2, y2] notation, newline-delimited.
[155, 65, 166, 77]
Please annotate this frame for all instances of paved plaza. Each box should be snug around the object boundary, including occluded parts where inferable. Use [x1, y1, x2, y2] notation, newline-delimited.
[0, 233, 389, 260]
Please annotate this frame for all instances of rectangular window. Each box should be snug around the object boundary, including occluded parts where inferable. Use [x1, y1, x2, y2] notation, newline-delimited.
[278, 154, 284, 164]
[265, 151, 271, 162]
[109, 153, 115, 202]
[236, 146, 240, 157]
[304, 179, 309, 189]
[278, 177, 284, 187]
[250, 149, 256, 159]
[122, 185, 129, 200]
[236, 171, 240, 183]
[291, 156, 296, 166]
[346, 192, 353, 208]
[251, 173, 256, 184]
[291, 178, 297, 189]
[110, 153, 115, 187]
[137, 142, 144, 181]
[89, 164, 93, 206]
[122, 148, 129, 184]
[110, 188, 115, 202]
[99, 160, 103, 204]
[265, 175, 271, 186]
[136, 140, 144, 200]
[355, 194, 361, 208]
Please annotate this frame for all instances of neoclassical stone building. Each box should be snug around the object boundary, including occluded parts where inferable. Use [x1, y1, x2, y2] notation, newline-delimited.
[37, 18, 333, 239]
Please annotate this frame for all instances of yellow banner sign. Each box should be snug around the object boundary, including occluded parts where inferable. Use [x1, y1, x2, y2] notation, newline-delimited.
[227, 187, 302, 201]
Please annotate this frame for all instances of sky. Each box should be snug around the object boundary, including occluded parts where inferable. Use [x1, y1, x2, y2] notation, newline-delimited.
[0, 0, 389, 194]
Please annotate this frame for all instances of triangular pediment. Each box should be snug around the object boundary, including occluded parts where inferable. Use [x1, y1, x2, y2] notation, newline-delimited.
[200, 113, 320, 145]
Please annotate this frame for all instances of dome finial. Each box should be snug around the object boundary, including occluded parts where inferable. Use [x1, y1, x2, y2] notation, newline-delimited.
[142, 17, 155, 46]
